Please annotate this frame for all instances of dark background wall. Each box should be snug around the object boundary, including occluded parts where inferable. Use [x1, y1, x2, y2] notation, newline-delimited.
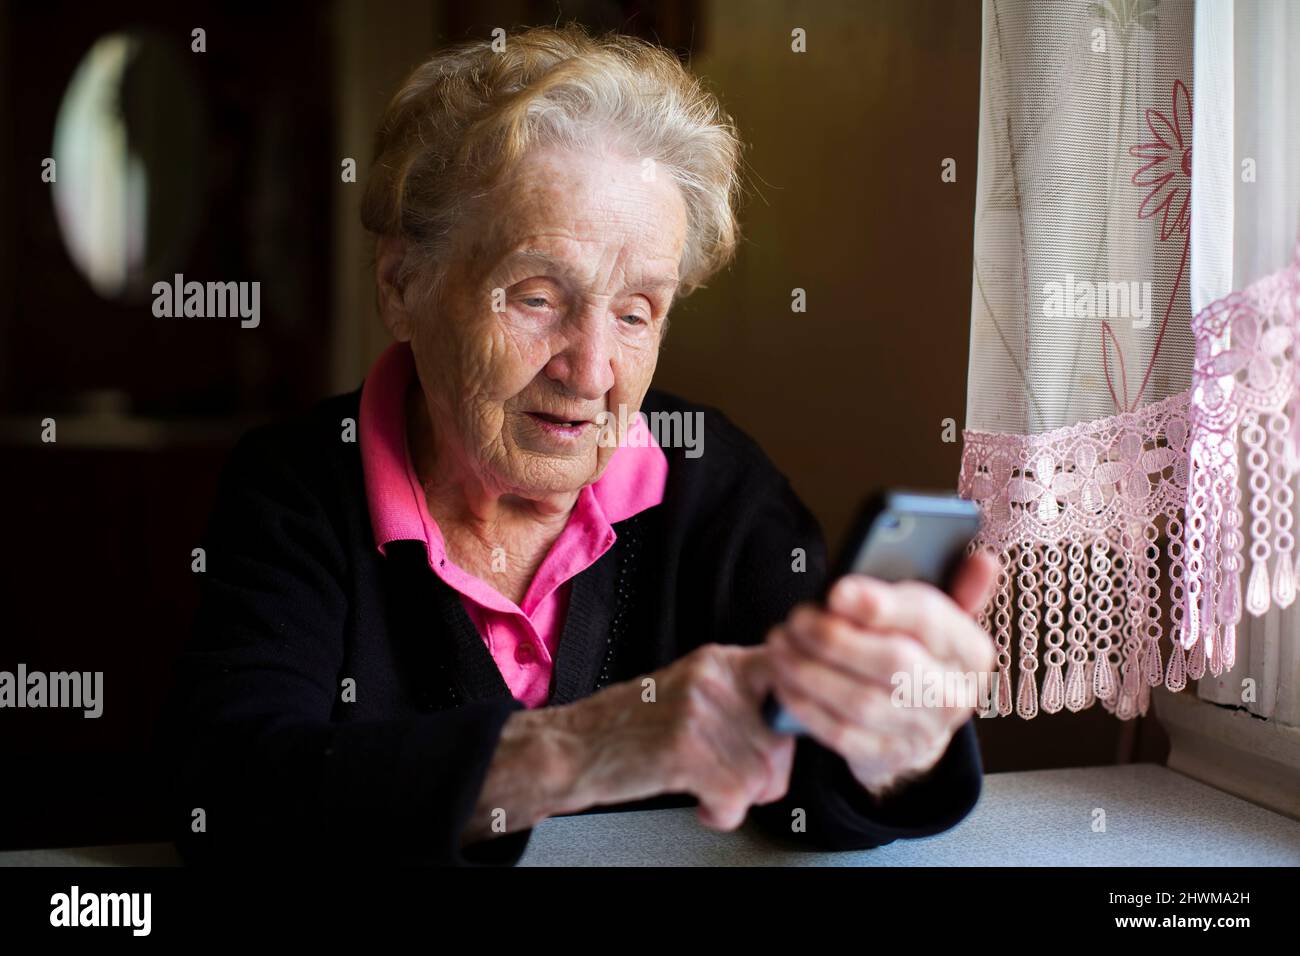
[0, 0, 1167, 851]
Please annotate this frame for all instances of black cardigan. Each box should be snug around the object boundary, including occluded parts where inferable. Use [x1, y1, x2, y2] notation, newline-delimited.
[157, 386, 983, 865]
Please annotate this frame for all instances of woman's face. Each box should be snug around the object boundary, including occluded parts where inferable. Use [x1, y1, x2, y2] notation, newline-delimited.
[406, 143, 688, 499]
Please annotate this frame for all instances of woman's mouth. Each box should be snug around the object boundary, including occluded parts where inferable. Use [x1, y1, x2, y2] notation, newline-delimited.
[526, 411, 593, 439]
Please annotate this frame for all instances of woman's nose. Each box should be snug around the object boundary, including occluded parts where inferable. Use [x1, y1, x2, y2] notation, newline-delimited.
[544, 316, 616, 400]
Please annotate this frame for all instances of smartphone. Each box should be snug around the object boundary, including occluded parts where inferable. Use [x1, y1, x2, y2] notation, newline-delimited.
[761, 490, 983, 735]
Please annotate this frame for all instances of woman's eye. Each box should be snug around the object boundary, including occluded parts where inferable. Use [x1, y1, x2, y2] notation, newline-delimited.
[620, 313, 648, 327]
[521, 296, 550, 309]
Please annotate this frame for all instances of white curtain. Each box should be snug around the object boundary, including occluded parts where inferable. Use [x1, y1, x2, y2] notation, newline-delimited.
[959, 0, 1299, 723]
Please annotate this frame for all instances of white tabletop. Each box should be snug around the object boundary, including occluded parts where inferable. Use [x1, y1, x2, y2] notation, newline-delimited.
[3, 764, 1297, 866]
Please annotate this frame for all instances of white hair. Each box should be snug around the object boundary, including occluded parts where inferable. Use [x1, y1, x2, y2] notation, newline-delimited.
[361, 22, 744, 303]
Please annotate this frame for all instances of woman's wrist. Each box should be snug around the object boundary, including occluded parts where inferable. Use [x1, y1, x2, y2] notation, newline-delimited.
[847, 731, 950, 803]
[460, 705, 590, 846]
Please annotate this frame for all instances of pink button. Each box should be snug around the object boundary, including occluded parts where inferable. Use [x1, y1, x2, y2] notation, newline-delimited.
[515, 642, 535, 665]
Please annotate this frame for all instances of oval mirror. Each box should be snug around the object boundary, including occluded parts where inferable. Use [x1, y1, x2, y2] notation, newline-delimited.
[51, 32, 207, 302]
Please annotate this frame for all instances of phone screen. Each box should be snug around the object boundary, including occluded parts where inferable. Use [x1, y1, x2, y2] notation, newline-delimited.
[842, 491, 981, 588]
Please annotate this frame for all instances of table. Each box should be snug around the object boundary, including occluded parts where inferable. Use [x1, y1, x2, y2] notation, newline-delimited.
[2, 764, 1297, 866]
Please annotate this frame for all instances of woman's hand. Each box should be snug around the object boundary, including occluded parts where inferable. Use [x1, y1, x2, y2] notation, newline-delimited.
[764, 551, 998, 797]
[557, 643, 796, 830]
[462, 642, 796, 844]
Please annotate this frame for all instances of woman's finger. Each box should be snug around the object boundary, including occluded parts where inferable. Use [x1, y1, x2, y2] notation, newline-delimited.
[827, 576, 991, 670]
[778, 611, 931, 688]
[947, 549, 999, 616]
[768, 677, 924, 776]
[769, 630, 945, 743]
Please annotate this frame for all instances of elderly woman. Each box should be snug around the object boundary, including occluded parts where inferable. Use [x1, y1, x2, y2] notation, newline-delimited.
[160, 23, 997, 865]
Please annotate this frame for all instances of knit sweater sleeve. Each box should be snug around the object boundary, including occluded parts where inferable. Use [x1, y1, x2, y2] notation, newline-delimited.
[157, 425, 529, 867]
[724, 467, 984, 851]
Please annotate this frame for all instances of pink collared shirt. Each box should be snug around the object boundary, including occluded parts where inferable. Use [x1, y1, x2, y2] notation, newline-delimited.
[359, 342, 668, 708]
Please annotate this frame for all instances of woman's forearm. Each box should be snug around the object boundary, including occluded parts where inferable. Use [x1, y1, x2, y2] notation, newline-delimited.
[458, 705, 590, 847]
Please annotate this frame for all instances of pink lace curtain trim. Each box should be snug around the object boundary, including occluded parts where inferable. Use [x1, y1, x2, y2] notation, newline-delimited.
[1184, 248, 1300, 656]
[959, 250, 1300, 719]
[960, 392, 1193, 720]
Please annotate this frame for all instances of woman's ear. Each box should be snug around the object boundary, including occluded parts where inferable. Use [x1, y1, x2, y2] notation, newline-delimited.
[376, 235, 415, 342]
